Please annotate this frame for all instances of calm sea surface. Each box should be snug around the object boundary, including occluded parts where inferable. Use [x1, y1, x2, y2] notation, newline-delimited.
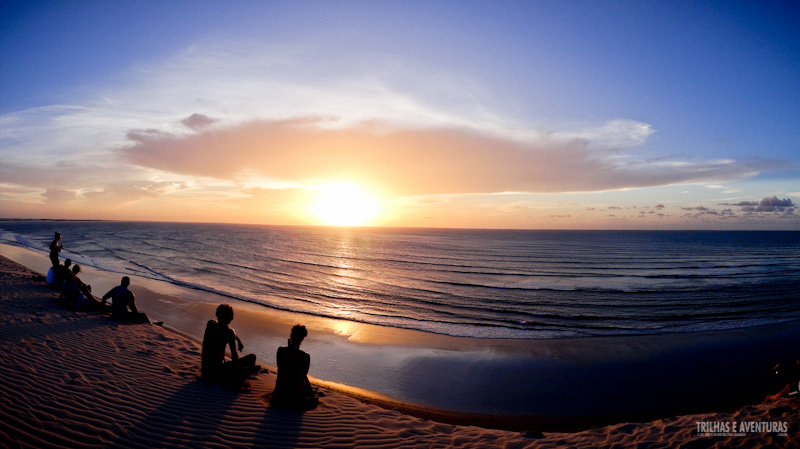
[2, 220, 799, 339]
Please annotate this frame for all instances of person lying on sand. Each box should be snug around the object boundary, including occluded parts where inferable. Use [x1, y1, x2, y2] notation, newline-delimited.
[271, 324, 319, 410]
[59, 265, 104, 310]
[767, 359, 800, 401]
[102, 276, 152, 324]
[201, 304, 259, 390]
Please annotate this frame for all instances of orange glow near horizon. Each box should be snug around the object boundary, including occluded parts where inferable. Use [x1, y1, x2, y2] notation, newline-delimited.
[307, 182, 381, 226]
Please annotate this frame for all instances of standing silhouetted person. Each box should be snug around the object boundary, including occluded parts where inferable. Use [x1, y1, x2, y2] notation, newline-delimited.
[201, 304, 258, 390]
[102, 276, 151, 323]
[271, 324, 318, 409]
[49, 232, 62, 267]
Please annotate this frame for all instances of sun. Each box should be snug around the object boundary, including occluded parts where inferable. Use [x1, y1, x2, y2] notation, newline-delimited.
[308, 182, 381, 226]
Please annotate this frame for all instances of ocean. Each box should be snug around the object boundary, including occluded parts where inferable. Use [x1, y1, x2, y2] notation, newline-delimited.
[2, 220, 799, 340]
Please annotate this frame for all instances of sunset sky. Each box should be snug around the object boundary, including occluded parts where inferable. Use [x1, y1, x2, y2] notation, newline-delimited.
[1, 1, 798, 229]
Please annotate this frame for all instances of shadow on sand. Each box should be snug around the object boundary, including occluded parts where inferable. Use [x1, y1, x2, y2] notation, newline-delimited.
[110, 379, 238, 448]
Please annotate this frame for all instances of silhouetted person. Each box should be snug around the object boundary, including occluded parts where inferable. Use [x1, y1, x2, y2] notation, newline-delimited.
[102, 276, 151, 323]
[46, 262, 59, 287]
[47, 258, 71, 289]
[59, 264, 103, 310]
[201, 304, 258, 390]
[271, 324, 318, 409]
[49, 232, 62, 267]
[53, 259, 72, 290]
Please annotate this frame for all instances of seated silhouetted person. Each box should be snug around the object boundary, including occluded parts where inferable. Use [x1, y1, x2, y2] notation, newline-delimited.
[59, 265, 104, 310]
[46, 259, 71, 290]
[54, 259, 72, 289]
[46, 263, 58, 287]
[271, 324, 318, 409]
[202, 304, 258, 389]
[102, 276, 151, 323]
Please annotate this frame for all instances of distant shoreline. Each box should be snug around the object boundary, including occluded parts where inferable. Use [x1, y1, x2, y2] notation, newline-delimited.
[3, 217, 799, 232]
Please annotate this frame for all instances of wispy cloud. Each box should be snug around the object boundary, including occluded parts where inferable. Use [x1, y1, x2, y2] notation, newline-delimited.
[551, 119, 655, 149]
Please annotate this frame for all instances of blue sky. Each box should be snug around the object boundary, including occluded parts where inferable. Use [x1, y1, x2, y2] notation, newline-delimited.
[1, 0, 798, 229]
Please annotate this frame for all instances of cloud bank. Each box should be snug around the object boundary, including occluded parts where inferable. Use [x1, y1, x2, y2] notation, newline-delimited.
[122, 116, 766, 197]
[720, 196, 795, 213]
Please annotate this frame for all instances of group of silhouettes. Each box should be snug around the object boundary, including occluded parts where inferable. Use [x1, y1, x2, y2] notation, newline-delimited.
[48, 231, 318, 410]
[201, 304, 319, 408]
[47, 232, 150, 323]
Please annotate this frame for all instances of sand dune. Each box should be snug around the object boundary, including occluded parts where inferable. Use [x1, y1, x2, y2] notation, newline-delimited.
[0, 255, 796, 448]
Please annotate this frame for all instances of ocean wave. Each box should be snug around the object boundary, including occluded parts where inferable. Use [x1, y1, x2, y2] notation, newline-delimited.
[422, 278, 726, 293]
[2, 222, 799, 340]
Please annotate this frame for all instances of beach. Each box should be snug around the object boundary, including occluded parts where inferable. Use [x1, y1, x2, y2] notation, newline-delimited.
[0, 254, 797, 448]
[3, 0, 798, 445]
[2, 237, 799, 423]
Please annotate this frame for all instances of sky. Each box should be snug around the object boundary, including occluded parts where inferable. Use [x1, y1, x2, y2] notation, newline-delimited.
[1, 0, 798, 230]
